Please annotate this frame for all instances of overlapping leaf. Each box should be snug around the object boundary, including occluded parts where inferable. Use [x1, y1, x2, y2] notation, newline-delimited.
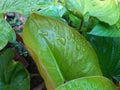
[88, 17, 120, 37]
[0, 48, 30, 90]
[37, 5, 66, 22]
[55, 76, 116, 90]
[65, 0, 119, 25]
[87, 35, 120, 82]
[0, 18, 16, 50]
[23, 13, 102, 90]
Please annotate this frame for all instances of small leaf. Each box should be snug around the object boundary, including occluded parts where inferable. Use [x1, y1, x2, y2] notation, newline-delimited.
[0, 48, 30, 90]
[69, 14, 81, 29]
[23, 13, 102, 90]
[0, 18, 16, 50]
[55, 76, 116, 90]
[87, 35, 120, 82]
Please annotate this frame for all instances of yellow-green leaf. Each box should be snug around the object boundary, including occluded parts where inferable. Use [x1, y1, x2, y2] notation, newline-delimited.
[23, 13, 102, 90]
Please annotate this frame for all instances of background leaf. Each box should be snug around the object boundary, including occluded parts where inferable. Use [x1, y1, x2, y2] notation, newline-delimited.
[37, 5, 67, 22]
[87, 35, 120, 82]
[0, 0, 56, 16]
[23, 13, 102, 90]
[65, 0, 86, 18]
[88, 23, 120, 37]
[55, 76, 116, 90]
[0, 48, 30, 90]
[65, 0, 119, 25]
[0, 18, 16, 50]
[87, 0, 119, 25]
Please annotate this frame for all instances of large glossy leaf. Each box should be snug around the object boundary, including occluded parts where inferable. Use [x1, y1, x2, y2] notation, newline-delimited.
[55, 76, 116, 90]
[0, 0, 55, 16]
[23, 13, 102, 90]
[0, 18, 16, 50]
[87, 35, 120, 82]
[65, 0, 119, 25]
[0, 48, 30, 90]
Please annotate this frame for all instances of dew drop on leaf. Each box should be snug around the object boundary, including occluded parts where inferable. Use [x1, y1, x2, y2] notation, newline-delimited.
[37, 2, 41, 5]
[76, 45, 81, 50]
[67, 36, 71, 40]
[42, 32, 48, 36]
[72, 33, 74, 38]
[38, 31, 48, 37]
[57, 37, 66, 45]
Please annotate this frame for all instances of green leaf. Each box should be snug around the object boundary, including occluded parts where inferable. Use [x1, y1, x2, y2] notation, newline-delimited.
[0, 48, 30, 90]
[0, 18, 16, 50]
[69, 14, 80, 29]
[65, 0, 86, 18]
[0, 0, 56, 16]
[37, 0, 57, 9]
[55, 76, 116, 90]
[65, 0, 119, 25]
[37, 5, 67, 22]
[87, 35, 120, 82]
[23, 13, 102, 90]
[88, 0, 119, 25]
[88, 24, 120, 37]
[88, 17, 120, 37]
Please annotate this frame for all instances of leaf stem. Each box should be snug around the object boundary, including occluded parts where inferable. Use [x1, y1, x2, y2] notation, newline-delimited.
[78, 18, 84, 33]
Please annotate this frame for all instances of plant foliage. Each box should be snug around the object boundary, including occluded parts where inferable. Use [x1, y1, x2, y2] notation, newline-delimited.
[23, 13, 102, 90]
[0, 48, 30, 90]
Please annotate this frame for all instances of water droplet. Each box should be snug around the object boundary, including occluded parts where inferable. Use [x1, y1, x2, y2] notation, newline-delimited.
[67, 36, 71, 40]
[42, 32, 48, 36]
[31, 8, 35, 12]
[38, 31, 48, 37]
[71, 34, 74, 38]
[82, 48, 85, 52]
[31, 1, 34, 4]
[57, 37, 66, 45]
[67, 84, 73, 89]
[75, 55, 83, 63]
[76, 45, 81, 50]
[37, 2, 41, 5]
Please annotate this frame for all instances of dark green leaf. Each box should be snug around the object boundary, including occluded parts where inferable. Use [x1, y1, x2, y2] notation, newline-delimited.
[0, 18, 16, 50]
[87, 35, 120, 82]
[0, 48, 30, 90]
[55, 76, 116, 90]
[23, 13, 102, 90]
